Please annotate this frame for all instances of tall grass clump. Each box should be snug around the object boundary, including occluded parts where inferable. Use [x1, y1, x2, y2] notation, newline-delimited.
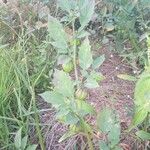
[0, 33, 54, 149]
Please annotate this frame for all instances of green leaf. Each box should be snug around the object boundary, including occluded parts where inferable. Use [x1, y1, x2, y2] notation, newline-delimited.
[59, 130, 76, 143]
[113, 146, 123, 150]
[134, 73, 150, 106]
[58, 0, 77, 13]
[108, 123, 121, 147]
[132, 108, 148, 127]
[99, 140, 110, 150]
[79, 0, 95, 30]
[48, 15, 68, 52]
[97, 108, 120, 133]
[92, 55, 105, 69]
[97, 108, 121, 147]
[40, 91, 65, 108]
[56, 107, 70, 119]
[79, 37, 93, 70]
[57, 55, 71, 65]
[26, 145, 37, 150]
[49, 42, 68, 53]
[84, 78, 99, 88]
[53, 70, 74, 98]
[81, 70, 89, 78]
[77, 30, 90, 38]
[64, 112, 79, 125]
[117, 74, 137, 81]
[58, 0, 71, 13]
[97, 108, 112, 133]
[21, 136, 28, 150]
[90, 71, 105, 82]
[14, 128, 22, 149]
[136, 130, 150, 140]
[77, 100, 96, 116]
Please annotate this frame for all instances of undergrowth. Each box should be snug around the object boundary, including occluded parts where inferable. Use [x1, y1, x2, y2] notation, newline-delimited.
[0, 0, 150, 149]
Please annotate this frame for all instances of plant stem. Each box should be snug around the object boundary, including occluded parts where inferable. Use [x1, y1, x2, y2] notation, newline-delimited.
[72, 20, 79, 88]
[75, 114, 94, 150]
[86, 132, 94, 150]
[71, 20, 93, 148]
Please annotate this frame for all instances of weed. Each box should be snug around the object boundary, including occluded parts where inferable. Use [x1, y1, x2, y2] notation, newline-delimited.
[118, 34, 150, 147]
[41, 0, 121, 149]
[130, 35, 150, 143]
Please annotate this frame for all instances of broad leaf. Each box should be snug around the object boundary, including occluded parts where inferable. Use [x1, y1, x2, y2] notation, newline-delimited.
[40, 91, 65, 108]
[81, 70, 89, 78]
[14, 128, 22, 149]
[97, 108, 112, 133]
[58, 0, 77, 13]
[97, 108, 121, 147]
[58, 0, 71, 13]
[132, 108, 148, 127]
[77, 100, 96, 116]
[57, 55, 71, 65]
[56, 107, 70, 119]
[136, 130, 150, 140]
[77, 30, 90, 38]
[79, 37, 93, 70]
[26, 145, 37, 150]
[92, 55, 105, 69]
[49, 42, 68, 53]
[84, 78, 99, 88]
[64, 112, 79, 125]
[90, 71, 105, 82]
[79, 0, 95, 30]
[53, 70, 74, 98]
[97, 108, 120, 133]
[134, 73, 150, 106]
[48, 16, 68, 52]
[21, 136, 28, 150]
[99, 140, 110, 150]
[108, 123, 121, 147]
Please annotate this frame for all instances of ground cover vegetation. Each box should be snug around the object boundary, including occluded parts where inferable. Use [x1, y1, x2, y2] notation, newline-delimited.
[0, 0, 150, 149]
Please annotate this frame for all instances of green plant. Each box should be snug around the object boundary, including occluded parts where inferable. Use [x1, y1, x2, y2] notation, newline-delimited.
[62, 60, 74, 73]
[75, 88, 88, 100]
[130, 35, 150, 142]
[0, 1, 58, 149]
[14, 128, 37, 150]
[40, 0, 109, 149]
[0, 32, 52, 149]
[0, 43, 44, 149]
[97, 108, 121, 150]
[118, 35, 150, 145]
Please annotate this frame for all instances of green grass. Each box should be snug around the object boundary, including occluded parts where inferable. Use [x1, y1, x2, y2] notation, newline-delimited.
[0, 1, 62, 149]
[0, 34, 53, 149]
[0, 1, 56, 148]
